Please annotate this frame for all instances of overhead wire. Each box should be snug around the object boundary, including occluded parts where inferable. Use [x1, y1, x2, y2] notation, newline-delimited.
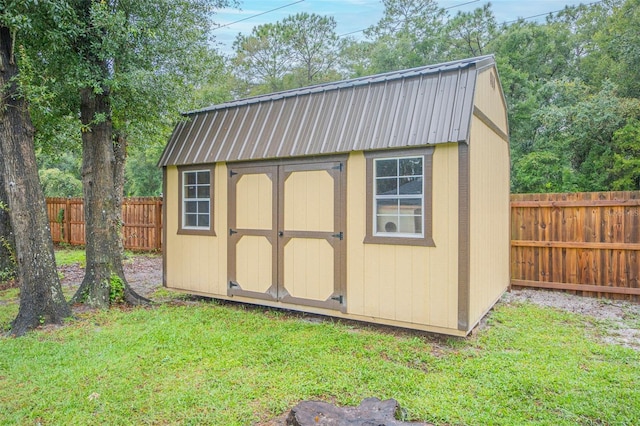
[337, 0, 480, 38]
[502, 0, 605, 24]
[337, 0, 606, 38]
[212, 0, 305, 31]
[215, 0, 607, 39]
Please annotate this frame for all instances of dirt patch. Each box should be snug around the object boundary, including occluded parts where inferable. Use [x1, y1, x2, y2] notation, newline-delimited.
[502, 288, 640, 350]
[60, 254, 162, 298]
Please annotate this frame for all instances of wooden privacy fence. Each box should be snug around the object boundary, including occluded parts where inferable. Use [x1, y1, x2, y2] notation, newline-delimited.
[46, 197, 162, 251]
[46, 193, 640, 299]
[511, 192, 640, 301]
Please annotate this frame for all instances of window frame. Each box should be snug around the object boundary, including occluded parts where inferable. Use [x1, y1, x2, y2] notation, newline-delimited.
[177, 164, 216, 236]
[364, 147, 434, 247]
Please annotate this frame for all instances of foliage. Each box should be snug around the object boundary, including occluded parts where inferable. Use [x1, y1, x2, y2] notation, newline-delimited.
[610, 119, 640, 189]
[0, 296, 638, 424]
[124, 143, 164, 196]
[512, 151, 578, 193]
[0, 200, 15, 283]
[19, 0, 235, 196]
[19, 0, 640, 195]
[37, 148, 83, 197]
[511, 79, 640, 192]
[232, 12, 345, 95]
[282, 13, 344, 86]
[0, 234, 16, 283]
[232, 22, 294, 93]
[109, 274, 124, 304]
[440, 3, 497, 58]
[363, 0, 445, 73]
[38, 168, 83, 197]
[597, 0, 640, 97]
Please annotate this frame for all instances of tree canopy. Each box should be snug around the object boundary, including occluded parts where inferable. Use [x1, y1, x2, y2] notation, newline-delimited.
[24, 0, 640, 199]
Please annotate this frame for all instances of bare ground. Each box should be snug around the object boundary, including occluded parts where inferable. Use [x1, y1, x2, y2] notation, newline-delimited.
[501, 288, 640, 350]
[58, 254, 163, 299]
[56, 255, 640, 350]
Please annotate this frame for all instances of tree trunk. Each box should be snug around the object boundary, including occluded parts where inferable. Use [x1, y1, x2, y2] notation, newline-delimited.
[70, 87, 148, 307]
[0, 174, 16, 281]
[0, 26, 71, 336]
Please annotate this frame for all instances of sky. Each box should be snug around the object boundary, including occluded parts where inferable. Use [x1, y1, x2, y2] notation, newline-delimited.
[211, 0, 592, 55]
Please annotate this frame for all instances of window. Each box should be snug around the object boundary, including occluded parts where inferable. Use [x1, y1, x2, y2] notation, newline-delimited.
[178, 165, 215, 235]
[364, 148, 434, 246]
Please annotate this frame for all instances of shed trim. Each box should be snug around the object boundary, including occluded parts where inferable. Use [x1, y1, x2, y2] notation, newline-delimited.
[176, 164, 216, 236]
[162, 167, 168, 288]
[363, 147, 435, 247]
[458, 144, 470, 331]
[473, 106, 509, 143]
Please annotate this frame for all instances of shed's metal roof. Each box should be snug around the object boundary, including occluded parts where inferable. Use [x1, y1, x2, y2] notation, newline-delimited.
[159, 55, 496, 166]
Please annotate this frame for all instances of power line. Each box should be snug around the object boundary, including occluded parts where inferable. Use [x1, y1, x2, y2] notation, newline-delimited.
[212, 0, 305, 31]
[337, 0, 480, 38]
[445, 0, 480, 10]
[503, 0, 605, 25]
[338, 0, 606, 39]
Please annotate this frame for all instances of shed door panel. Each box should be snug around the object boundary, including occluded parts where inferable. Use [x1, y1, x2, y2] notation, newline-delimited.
[228, 159, 344, 310]
[278, 162, 344, 310]
[228, 165, 278, 301]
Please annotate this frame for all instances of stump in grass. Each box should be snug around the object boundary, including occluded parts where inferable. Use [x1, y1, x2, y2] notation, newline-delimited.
[285, 397, 432, 425]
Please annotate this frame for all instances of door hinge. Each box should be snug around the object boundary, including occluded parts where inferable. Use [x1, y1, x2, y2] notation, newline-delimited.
[331, 295, 344, 304]
[331, 163, 343, 171]
[229, 228, 238, 236]
[229, 281, 239, 288]
[331, 231, 343, 240]
[229, 170, 238, 177]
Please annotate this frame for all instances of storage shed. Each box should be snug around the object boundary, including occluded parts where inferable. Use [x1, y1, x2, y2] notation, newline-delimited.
[158, 55, 510, 336]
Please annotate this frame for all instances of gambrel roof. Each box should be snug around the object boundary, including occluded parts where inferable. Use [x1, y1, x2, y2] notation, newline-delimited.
[159, 55, 497, 166]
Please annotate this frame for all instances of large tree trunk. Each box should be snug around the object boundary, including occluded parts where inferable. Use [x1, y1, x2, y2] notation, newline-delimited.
[70, 87, 148, 308]
[0, 26, 71, 336]
[0, 174, 16, 281]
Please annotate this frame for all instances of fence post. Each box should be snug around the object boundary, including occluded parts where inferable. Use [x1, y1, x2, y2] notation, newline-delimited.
[155, 198, 162, 250]
[65, 197, 71, 245]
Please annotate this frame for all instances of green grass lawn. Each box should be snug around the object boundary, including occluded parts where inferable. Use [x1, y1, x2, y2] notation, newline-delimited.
[54, 247, 87, 267]
[54, 247, 140, 267]
[0, 287, 638, 425]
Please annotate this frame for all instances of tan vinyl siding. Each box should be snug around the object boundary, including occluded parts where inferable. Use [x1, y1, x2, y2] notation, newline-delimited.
[165, 164, 228, 295]
[347, 146, 459, 330]
[468, 116, 510, 327]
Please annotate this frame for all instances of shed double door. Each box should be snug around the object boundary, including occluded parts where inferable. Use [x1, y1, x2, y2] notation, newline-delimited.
[227, 158, 345, 311]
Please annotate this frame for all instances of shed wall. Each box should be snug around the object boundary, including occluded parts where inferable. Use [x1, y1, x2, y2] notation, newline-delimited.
[165, 165, 228, 294]
[468, 87, 510, 327]
[164, 145, 463, 333]
[473, 67, 508, 136]
[346, 145, 460, 330]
